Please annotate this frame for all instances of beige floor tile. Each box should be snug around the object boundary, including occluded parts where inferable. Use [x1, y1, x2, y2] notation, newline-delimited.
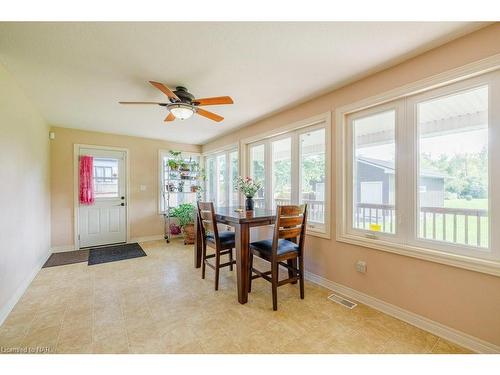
[0, 239, 476, 354]
[432, 338, 473, 354]
[92, 333, 129, 354]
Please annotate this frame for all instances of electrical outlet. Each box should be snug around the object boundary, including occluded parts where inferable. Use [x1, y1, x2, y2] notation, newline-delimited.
[356, 260, 367, 273]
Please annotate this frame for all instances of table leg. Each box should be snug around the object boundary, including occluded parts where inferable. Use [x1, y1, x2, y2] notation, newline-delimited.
[235, 223, 250, 304]
[194, 213, 202, 268]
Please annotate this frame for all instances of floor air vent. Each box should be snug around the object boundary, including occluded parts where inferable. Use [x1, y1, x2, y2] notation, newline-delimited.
[328, 293, 357, 309]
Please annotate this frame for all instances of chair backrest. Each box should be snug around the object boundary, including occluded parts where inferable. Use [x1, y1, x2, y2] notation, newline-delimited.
[272, 204, 308, 256]
[197, 201, 221, 247]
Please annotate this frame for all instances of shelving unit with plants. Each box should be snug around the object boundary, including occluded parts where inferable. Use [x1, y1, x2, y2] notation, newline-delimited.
[162, 150, 204, 244]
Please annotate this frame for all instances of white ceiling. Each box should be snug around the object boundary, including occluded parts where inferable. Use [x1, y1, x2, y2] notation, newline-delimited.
[0, 22, 487, 145]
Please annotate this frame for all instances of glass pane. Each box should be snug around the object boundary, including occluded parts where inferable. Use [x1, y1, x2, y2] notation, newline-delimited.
[249, 144, 266, 208]
[93, 158, 119, 198]
[217, 154, 227, 207]
[229, 151, 239, 206]
[300, 128, 326, 224]
[353, 110, 396, 233]
[417, 86, 488, 248]
[206, 157, 216, 203]
[272, 137, 292, 208]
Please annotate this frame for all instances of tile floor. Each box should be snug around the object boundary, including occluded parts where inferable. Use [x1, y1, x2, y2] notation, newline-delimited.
[0, 240, 472, 354]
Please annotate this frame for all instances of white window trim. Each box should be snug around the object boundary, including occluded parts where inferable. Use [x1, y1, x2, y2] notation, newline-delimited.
[241, 112, 332, 239]
[203, 144, 240, 207]
[157, 149, 202, 214]
[336, 54, 500, 277]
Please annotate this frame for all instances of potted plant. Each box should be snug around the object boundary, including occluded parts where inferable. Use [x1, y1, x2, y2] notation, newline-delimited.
[168, 150, 182, 171]
[170, 203, 196, 244]
[234, 176, 263, 211]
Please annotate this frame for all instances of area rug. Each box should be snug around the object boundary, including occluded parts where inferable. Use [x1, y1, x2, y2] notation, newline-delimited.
[43, 250, 89, 268]
[88, 243, 146, 265]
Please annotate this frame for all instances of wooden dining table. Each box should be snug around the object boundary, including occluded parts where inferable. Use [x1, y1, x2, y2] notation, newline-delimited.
[193, 206, 276, 304]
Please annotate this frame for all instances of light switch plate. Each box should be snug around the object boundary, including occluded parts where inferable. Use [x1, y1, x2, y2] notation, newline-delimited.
[140, 185, 147, 191]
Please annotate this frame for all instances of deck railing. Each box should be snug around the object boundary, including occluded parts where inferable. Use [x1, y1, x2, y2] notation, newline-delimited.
[254, 198, 325, 223]
[355, 203, 488, 247]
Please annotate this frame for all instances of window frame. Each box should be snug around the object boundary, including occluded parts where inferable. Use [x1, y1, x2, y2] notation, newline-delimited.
[336, 64, 500, 276]
[243, 113, 332, 239]
[203, 146, 240, 207]
[345, 100, 405, 244]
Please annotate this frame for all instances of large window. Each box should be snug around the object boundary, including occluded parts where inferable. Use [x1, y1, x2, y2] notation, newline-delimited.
[352, 109, 397, 234]
[338, 70, 500, 270]
[247, 121, 330, 235]
[205, 148, 239, 207]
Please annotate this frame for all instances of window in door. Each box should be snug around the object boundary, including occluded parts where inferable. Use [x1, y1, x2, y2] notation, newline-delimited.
[93, 158, 119, 198]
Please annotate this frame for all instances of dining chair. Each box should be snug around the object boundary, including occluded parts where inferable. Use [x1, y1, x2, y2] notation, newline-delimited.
[248, 204, 307, 311]
[197, 201, 236, 290]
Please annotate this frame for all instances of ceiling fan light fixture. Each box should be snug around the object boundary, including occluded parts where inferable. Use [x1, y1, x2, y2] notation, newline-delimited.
[168, 103, 194, 120]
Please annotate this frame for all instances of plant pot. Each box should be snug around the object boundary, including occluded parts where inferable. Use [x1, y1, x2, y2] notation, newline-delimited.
[245, 197, 254, 211]
[182, 223, 195, 245]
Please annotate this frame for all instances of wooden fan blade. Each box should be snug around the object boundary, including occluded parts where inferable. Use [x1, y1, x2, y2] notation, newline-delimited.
[149, 81, 180, 101]
[193, 96, 234, 106]
[119, 101, 164, 105]
[196, 108, 224, 122]
[164, 112, 175, 122]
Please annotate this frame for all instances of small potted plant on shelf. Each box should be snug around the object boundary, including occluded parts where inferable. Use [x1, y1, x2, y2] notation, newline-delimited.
[234, 176, 263, 211]
[167, 150, 182, 171]
[179, 161, 191, 172]
[170, 203, 196, 245]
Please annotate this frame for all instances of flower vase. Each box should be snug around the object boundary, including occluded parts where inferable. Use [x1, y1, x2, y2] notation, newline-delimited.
[245, 197, 254, 211]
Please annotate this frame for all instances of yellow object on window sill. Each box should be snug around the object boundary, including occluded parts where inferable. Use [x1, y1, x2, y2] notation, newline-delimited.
[369, 224, 382, 232]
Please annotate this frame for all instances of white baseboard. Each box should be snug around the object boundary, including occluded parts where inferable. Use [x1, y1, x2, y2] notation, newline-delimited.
[305, 271, 500, 354]
[130, 235, 165, 243]
[0, 251, 51, 327]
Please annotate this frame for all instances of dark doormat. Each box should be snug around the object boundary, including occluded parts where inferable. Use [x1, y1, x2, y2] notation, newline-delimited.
[43, 250, 89, 268]
[88, 243, 146, 265]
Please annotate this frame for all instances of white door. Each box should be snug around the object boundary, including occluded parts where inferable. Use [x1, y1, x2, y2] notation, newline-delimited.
[78, 148, 127, 248]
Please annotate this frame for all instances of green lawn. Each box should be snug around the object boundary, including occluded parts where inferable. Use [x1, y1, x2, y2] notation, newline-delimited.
[444, 198, 488, 210]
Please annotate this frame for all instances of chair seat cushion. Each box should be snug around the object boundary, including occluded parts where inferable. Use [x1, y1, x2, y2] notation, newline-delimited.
[250, 239, 299, 257]
[206, 231, 235, 246]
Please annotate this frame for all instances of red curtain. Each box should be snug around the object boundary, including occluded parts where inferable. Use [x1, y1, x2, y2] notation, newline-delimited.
[79, 155, 94, 205]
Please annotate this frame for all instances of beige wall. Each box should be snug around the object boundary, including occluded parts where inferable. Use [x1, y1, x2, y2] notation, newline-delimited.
[0, 63, 51, 323]
[50, 127, 201, 248]
[203, 23, 500, 346]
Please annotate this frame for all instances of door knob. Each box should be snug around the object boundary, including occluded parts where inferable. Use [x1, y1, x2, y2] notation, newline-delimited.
[120, 202, 125, 206]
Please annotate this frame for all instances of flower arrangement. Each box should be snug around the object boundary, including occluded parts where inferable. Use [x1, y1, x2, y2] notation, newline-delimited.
[234, 176, 263, 198]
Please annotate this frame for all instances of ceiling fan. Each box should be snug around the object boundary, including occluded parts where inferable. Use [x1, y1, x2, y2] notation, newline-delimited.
[119, 81, 233, 123]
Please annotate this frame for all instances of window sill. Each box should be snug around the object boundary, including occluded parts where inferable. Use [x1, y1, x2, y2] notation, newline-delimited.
[337, 233, 500, 277]
[306, 228, 331, 240]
